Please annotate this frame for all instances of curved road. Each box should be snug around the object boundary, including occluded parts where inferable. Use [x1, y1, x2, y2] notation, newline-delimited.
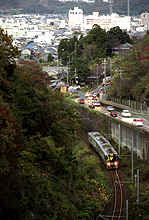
[77, 86, 149, 131]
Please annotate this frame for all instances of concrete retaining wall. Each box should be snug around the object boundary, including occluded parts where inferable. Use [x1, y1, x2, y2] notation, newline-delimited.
[75, 105, 149, 161]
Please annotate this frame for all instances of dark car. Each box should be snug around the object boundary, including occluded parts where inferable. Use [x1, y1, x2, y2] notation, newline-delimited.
[110, 111, 117, 117]
[79, 98, 84, 104]
[89, 104, 95, 109]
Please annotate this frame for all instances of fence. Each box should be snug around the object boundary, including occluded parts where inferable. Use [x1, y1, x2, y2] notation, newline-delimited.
[110, 97, 149, 114]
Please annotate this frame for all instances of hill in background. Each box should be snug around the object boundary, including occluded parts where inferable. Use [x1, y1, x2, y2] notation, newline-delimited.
[0, 0, 149, 16]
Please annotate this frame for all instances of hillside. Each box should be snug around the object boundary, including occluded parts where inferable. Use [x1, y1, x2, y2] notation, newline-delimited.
[0, 0, 149, 16]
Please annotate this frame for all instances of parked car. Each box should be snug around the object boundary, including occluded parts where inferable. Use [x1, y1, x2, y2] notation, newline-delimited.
[89, 103, 95, 109]
[122, 110, 131, 117]
[93, 101, 100, 107]
[107, 106, 114, 111]
[110, 111, 117, 117]
[79, 98, 84, 104]
[132, 118, 143, 126]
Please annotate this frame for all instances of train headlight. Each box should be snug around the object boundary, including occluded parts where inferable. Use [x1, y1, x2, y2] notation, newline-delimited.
[114, 161, 118, 166]
[107, 162, 111, 167]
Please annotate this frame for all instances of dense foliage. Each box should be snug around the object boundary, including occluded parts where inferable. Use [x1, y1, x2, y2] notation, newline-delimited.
[119, 145, 149, 220]
[107, 31, 149, 104]
[0, 28, 110, 219]
[58, 25, 133, 84]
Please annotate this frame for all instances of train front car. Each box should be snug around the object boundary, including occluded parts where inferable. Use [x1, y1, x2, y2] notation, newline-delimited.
[105, 153, 118, 169]
[88, 132, 118, 169]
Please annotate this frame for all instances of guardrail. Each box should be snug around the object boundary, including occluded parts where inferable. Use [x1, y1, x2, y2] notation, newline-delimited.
[97, 97, 149, 116]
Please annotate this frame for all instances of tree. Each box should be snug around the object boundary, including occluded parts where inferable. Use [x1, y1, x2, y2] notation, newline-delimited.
[107, 26, 133, 55]
[83, 24, 108, 58]
[0, 28, 20, 78]
[47, 52, 53, 62]
[69, 57, 91, 83]
[0, 105, 23, 217]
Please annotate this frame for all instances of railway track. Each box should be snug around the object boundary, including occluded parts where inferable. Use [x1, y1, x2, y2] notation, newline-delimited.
[104, 169, 124, 220]
[80, 131, 127, 220]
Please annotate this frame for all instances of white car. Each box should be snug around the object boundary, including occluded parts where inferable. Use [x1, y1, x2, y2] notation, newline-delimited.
[85, 92, 90, 97]
[132, 118, 143, 126]
[93, 93, 97, 97]
[107, 106, 114, 111]
[122, 110, 131, 117]
[93, 101, 100, 107]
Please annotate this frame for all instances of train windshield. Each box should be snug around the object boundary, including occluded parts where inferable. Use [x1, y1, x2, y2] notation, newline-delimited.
[106, 154, 117, 162]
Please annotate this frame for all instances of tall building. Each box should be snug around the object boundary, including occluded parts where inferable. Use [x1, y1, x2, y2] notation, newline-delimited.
[69, 7, 83, 28]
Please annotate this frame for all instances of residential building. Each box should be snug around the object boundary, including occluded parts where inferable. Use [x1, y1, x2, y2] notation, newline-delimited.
[83, 12, 131, 32]
[141, 12, 149, 25]
[111, 13, 131, 32]
[69, 7, 83, 28]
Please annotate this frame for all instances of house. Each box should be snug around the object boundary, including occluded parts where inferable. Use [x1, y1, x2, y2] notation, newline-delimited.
[20, 48, 31, 59]
[114, 43, 134, 55]
[45, 68, 59, 79]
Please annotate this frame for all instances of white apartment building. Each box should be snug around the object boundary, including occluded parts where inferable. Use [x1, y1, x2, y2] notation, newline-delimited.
[111, 13, 131, 32]
[0, 17, 55, 44]
[83, 12, 130, 32]
[84, 12, 101, 30]
[69, 7, 84, 28]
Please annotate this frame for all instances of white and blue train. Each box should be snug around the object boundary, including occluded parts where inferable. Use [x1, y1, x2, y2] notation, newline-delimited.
[88, 132, 118, 169]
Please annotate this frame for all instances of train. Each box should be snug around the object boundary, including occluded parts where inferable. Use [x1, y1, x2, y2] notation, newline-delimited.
[88, 132, 118, 169]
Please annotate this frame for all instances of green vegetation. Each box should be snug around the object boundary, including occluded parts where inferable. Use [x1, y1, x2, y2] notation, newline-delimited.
[0, 28, 110, 219]
[118, 146, 149, 220]
[1, 0, 149, 16]
[107, 31, 149, 104]
[58, 25, 132, 85]
[59, 25, 149, 104]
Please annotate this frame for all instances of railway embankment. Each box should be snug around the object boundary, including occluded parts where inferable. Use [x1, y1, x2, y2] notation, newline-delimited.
[74, 104, 149, 161]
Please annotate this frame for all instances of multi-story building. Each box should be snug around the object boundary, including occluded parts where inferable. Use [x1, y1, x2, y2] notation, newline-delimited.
[68, 7, 83, 28]
[141, 12, 149, 25]
[84, 12, 101, 30]
[111, 13, 131, 32]
[83, 12, 130, 32]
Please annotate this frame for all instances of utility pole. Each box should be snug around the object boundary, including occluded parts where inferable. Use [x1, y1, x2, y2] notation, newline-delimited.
[57, 57, 59, 76]
[127, 0, 130, 16]
[132, 131, 134, 183]
[97, 64, 98, 87]
[75, 68, 78, 85]
[104, 58, 107, 100]
[67, 62, 69, 84]
[137, 169, 139, 207]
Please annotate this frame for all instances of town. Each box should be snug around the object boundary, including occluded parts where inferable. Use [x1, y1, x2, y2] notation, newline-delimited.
[0, 7, 149, 65]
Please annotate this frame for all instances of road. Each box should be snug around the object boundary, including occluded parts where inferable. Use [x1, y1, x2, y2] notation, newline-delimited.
[77, 86, 149, 131]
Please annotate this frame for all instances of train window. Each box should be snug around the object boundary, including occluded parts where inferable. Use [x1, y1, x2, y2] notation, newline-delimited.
[106, 155, 117, 162]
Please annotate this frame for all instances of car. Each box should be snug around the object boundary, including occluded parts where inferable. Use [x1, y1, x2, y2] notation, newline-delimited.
[85, 92, 90, 97]
[107, 106, 114, 111]
[93, 93, 97, 97]
[93, 101, 100, 107]
[132, 118, 143, 126]
[102, 81, 110, 86]
[122, 110, 131, 117]
[110, 111, 117, 117]
[89, 104, 95, 109]
[79, 98, 84, 104]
